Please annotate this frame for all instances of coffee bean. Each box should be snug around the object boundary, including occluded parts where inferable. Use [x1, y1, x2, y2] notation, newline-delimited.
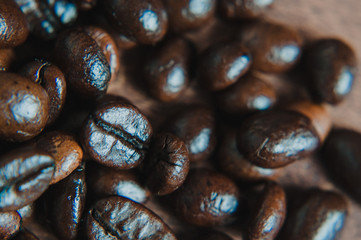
[54, 29, 111, 97]
[248, 182, 286, 240]
[237, 111, 320, 168]
[219, 0, 274, 19]
[12, 228, 39, 240]
[20, 60, 67, 125]
[86, 196, 177, 240]
[171, 169, 240, 227]
[0, 211, 21, 240]
[0, 49, 15, 71]
[200, 41, 251, 91]
[81, 96, 153, 169]
[75, 0, 97, 11]
[0, 72, 49, 142]
[164, 0, 216, 32]
[16, 203, 34, 222]
[103, 0, 168, 44]
[304, 38, 357, 104]
[0, 147, 54, 211]
[144, 37, 192, 102]
[142, 132, 190, 195]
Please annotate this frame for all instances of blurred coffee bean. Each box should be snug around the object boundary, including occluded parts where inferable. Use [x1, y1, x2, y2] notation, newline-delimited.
[219, 0, 275, 19]
[0, 49, 15, 71]
[75, 0, 97, 11]
[187, 230, 233, 240]
[12, 228, 39, 240]
[0, 211, 21, 240]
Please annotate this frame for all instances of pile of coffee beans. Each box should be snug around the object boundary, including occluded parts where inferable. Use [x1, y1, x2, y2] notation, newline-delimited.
[0, 0, 359, 239]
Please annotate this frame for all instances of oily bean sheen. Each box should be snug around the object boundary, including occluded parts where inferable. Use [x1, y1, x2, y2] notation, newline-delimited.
[0, 147, 54, 211]
[237, 111, 320, 168]
[76, 0, 97, 11]
[55, 29, 111, 98]
[219, 0, 274, 19]
[248, 182, 286, 240]
[281, 189, 347, 240]
[0, 211, 21, 240]
[103, 0, 168, 44]
[304, 38, 357, 104]
[20, 60, 67, 125]
[172, 169, 240, 227]
[0, 1, 29, 48]
[143, 132, 190, 196]
[164, 0, 216, 32]
[0, 73, 49, 142]
[86, 196, 177, 240]
[81, 97, 153, 169]
[200, 41, 251, 91]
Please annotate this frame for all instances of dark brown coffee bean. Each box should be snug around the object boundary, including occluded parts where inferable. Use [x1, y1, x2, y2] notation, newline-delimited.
[144, 37, 192, 102]
[0, 72, 49, 142]
[0, 211, 21, 240]
[237, 111, 320, 168]
[304, 38, 357, 104]
[216, 72, 276, 114]
[171, 169, 240, 227]
[0, 1, 29, 48]
[0, 147, 54, 211]
[103, 0, 168, 44]
[33, 131, 83, 184]
[164, 0, 216, 32]
[81, 97, 153, 169]
[20, 60, 67, 125]
[143, 132, 190, 195]
[76, 0, 97, 11]
[281, 189, 347, 240]
[12, 228, 39, 240]
[86, 196, 177, 240]
[54, 29, 111, 97]
[219, 0, 274, 19]
[237, 20, 302, 73]
[0, 49, 15, 71]
[248, 182, 286, 240]
[166, 107, 215, 162]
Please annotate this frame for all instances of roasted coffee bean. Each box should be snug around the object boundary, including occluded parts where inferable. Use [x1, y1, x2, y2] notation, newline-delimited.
[171, 169, 240, 227]
[0, 49, 15, 71]
[33, 131, 83, 184]
[20, 60, 67, 125]
[0, 72, 49, 142]
[76, 0, 97, 11]
[0, 1, 29, 48]
[0, 211, 21, 240]
[304, 38, 357, 104]
[16, 203, 34, 222]
[81, 96, 153, 169]
[12, 228, 39, 240]
[237, 111, 320, 168]
[0, 147, 54, 211]
[144, 37, 192, 102]
[281, 189, 347, 240]
[143, 132, 190, 195]
[216, 72, 276, 114]
[219, 0, 274, 19]
[164, 0, 216, 32]
[54, 29, 111, 97]
[103, 0, 168, 44]
[248, 182, 286, 240]
[166, 107, 215, 162]
[237, 20, 302, 73]
[219, 130, 280, 181]
[86, 196, 177, 240]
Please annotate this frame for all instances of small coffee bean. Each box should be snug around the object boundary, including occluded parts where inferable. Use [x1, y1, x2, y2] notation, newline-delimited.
[304, 38, 357, 104]
[237, 20, 302, 73]
[81, 96, 153, 169]
[248, 182, 286, 240]
[0, 1, 29, 48]
[12, 228, 39, 240]
[171, 168, 240, 227]
[164, 0, 216, 32]
[75, 0, 97, 11]
[200, 41, 251, 91]
[54, 29, 111, 97]
[86, 196, 177, 240]
[33, 131, 83, 184]
[103, 0, 168, 44]
[219, 0, 274, 19]
[0, 72, 49, 142]
[142, 132, 190, 195]
[0, 147, 54, 211]
[0, 211, 21, 240]
[166, 107, 215, 162]
[0, 48, 15, 71]
[237, 111, 320, 168]
[144, 37, 192, 102]
[20, 60, 67, 125]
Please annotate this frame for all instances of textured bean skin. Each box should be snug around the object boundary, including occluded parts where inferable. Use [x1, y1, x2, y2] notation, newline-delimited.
[86, 196, 177, 240]
[0, 211, 21, 240]
[219, 0, 274, 19]
[0, 73, 49, 142]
